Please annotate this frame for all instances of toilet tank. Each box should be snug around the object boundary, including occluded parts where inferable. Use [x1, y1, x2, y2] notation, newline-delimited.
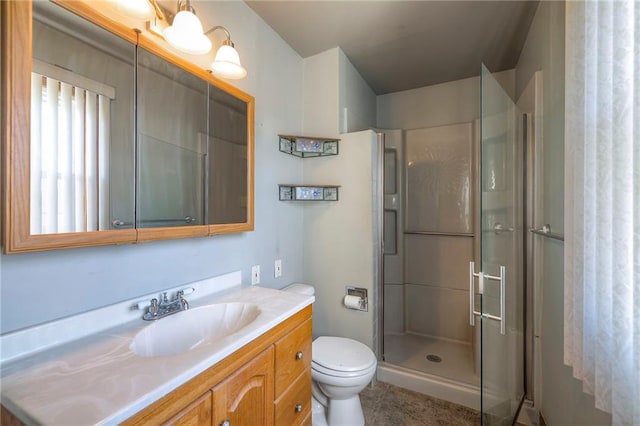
[282, 283, 315, 296]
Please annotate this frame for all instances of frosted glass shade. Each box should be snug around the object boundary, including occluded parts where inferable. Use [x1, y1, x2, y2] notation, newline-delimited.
[210, 45, 247, 79]
[164, 11, 212, 55]
[109, 0, 155, 20]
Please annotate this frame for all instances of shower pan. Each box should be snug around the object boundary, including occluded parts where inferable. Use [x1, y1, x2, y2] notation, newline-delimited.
[378, 64, 526, 425]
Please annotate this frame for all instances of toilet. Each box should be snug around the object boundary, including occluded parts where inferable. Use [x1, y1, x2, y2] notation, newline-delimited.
[283, 284, 377, 426]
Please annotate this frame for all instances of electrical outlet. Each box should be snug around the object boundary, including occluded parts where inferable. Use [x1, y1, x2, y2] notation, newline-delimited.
[251, 265, 260, 285]
[274, 259, 282, 278]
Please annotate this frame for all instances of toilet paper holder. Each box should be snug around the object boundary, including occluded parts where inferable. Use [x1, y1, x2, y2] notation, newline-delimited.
[345, 286, 368, 311]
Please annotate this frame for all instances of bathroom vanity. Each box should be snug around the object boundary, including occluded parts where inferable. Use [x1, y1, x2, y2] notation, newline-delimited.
[0, 280, 313, 425]
[124, 308, 312, 425]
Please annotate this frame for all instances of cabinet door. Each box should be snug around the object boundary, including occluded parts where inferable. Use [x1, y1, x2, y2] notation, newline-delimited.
[162, 391, 212, 426]
[212, 347, 274, 426]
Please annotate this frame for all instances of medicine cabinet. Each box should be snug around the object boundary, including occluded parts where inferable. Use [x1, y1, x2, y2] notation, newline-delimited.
[1, 0, 254, 253]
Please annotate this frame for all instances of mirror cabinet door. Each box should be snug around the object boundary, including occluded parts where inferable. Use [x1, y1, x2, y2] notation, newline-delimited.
[2, 1, 139, 252]
[32, 1, 136, 234]
[207, 84, 249, 225]
[136, 47, 208, 230]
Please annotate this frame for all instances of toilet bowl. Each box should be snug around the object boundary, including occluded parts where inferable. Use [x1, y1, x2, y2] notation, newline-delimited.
[283, 284, 377, 426]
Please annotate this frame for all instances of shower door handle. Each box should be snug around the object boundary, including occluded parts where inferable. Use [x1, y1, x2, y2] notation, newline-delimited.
[469, 262, 506, 335]
[493, 222, 514, 234]
[481, 222, 514, 235]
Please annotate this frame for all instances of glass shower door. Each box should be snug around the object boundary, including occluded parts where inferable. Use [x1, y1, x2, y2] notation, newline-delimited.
[477, 64, 525, 425]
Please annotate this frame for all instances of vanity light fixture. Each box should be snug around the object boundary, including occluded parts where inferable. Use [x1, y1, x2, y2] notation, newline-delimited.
[163, 0, 212, 55]
[107, 0, 156, 20]
[207, 26, 247, 79]
[145, 1, 247, 79]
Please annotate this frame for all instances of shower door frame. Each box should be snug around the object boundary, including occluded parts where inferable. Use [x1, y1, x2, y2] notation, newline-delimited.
[477, 63, 526, 425]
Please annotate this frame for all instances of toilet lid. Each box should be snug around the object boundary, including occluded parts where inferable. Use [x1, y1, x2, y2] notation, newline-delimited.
[312, 336, 376, 372]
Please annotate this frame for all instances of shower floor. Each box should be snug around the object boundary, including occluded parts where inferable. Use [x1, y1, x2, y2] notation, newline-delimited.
[383, 333, 480, 386]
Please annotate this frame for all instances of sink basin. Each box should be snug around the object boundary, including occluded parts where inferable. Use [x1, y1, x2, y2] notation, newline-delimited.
[130, 302, 260, 357]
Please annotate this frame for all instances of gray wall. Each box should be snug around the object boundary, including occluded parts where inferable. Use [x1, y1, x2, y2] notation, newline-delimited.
[0, 1, 305, 334]
[377, 70, 515, 130]
[515, 2, 611, 424]
[300, 49, 379, 349]
[302, 131, 378, 348]
[338, 48, 377, 133]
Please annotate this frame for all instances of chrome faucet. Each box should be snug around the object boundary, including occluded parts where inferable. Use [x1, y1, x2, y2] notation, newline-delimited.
[142, 288, 192, 321]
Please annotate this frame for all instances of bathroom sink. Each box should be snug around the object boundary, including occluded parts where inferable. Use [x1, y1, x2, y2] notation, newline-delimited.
[130, 302, 260, 357]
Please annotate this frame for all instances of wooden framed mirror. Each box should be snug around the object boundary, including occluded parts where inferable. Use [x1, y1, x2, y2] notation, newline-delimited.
[1, 0, 254, 253]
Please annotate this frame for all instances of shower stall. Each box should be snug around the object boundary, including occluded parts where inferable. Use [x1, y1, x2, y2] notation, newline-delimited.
[377, 65, 528, 425]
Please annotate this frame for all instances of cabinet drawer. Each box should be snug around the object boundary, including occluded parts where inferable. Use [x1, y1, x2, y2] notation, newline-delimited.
[274, 371, 311, 426]
[274, 319, 312, 396]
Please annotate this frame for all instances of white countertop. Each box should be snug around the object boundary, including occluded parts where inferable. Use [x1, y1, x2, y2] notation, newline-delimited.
[0, 284, 313, 425]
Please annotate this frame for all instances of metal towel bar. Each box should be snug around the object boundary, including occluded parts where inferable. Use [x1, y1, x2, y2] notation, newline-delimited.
[529, 224, 564, 241]
[112, 217, 196, 228]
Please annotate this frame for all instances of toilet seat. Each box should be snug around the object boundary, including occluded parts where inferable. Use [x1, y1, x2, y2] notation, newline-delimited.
[312, 360, 377, 378]
[312, 336, 377, 377]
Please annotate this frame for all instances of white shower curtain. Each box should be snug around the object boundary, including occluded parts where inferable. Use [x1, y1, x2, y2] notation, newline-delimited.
[564, 1, 639, 424]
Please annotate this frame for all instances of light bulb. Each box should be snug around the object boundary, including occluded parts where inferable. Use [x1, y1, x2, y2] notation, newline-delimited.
[164, 10, 212, 55]
[108, 0, 155, 20]
[211, 44, 247, 79]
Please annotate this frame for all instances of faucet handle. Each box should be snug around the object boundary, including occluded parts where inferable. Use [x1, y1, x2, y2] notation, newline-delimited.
[149, 298, 159, 315]
[178, 287, 195, 296]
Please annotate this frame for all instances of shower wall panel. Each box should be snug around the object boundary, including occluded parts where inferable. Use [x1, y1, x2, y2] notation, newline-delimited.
[403, 123, 475, 344]
[383, 130, 405, 334]
[405, 284, 472, 342]
[405, 234, 473, 341]
[384, 284, 404, 334]
[405, 234, 471, 290]
[406, 124, 473, 234]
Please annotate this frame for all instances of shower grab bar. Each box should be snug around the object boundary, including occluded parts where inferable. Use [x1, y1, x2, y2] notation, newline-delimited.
[406, 231, 474, 237]
[469, 261, 506, 335]
[529, 224, 564, 241]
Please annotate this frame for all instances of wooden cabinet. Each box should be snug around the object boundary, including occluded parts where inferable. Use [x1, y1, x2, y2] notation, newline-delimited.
[274, 371, 312, 426]
[212, 347, 274, 426]
[123, 305, 312, 426]
[162, 392, 212, 426]
[274, 319, 312, 425]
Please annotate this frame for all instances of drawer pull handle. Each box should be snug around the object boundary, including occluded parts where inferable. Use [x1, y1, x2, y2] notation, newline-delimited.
[296, 351, 303, 360]
[295, 403, 303, 413]
[220, 421, 230, 426]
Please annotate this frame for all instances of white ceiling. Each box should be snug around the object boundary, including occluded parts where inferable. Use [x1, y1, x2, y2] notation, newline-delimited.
[246, 1, 539, 94]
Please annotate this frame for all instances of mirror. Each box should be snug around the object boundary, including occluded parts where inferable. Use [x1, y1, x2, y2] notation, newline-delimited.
[1, 1, 254, 253]
[136, 47, 208, 229]
[207, 82, 249, 224]
[32, 1, 136, 233]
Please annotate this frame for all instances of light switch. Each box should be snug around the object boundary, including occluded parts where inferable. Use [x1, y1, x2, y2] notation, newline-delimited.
[251, 265, 260, 285]
[274, 259, 282, 278]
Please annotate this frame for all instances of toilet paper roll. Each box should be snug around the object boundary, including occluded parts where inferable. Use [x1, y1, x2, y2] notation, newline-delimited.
[344, 295, 363, 310]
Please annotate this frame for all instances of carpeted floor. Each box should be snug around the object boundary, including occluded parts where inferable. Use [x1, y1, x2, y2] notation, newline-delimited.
[360, 381, 481, 426]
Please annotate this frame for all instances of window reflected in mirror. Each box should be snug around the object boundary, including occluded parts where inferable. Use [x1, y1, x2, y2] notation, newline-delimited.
[31, 1, 135, 234]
